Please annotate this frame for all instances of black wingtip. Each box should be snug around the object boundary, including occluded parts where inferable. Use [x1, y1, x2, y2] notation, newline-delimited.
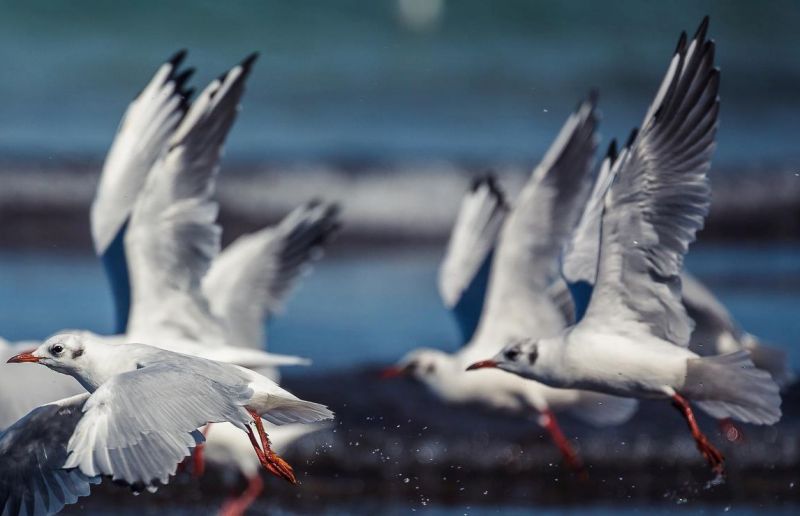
[470, 173, 507, 207]
[675, 31, 688, 55]
[694, 16, 710, 42]
[241, 52, 260, 72]
[173, 68, 195, 90]
[605, 139, 618, 162]
[168, 49, 188, 68]
[576, 89, 599, 112]
[625, 128, 639, 148]
[588, 88, 599, 106]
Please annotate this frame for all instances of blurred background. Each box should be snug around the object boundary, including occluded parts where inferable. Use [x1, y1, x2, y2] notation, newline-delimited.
[1, 0, 799, 513]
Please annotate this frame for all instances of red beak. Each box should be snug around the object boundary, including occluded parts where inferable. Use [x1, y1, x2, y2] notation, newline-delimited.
[7, 350, 40, 364]
[379, 366, 405, 379]
[466, 359, 498, 371]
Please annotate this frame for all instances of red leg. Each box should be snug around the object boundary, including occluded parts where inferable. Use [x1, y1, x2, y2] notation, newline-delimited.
[538, 409, 588, 479]
[219, 474, 264, 516]
[671, 393, 725, 476]
[246, 408, 297, 484]
[192, 425, 211, 478]
[718, 418, 745, 443]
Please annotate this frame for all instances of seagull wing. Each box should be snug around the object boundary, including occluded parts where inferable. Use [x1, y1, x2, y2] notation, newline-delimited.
[64, 355, 254, 489]
[470, 95, 598, 349]
[561, 141, 619, 289]
[90, 50, 193, 255]
[437, 176, 509, 343]
[582, 19, 719, 347]
[0, 394, 97, 516]
[203, 200, 341, 350]
[124, 55, 256, 344]
[681, 270, 742, 348]
[90, 51, 193, 333]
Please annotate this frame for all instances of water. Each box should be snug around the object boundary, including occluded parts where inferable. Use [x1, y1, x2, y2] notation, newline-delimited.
[3, 245, 800, 512]
[0, 1, 798, 165]
[2, 243, 799, 372]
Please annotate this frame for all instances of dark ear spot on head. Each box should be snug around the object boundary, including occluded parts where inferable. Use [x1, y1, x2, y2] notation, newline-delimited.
[425, 363, 436, 375]
[71, 348, 84, 359]
[528, 347, 538, 364]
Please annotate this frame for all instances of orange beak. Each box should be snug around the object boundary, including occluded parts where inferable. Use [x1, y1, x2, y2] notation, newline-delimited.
[466, 359, 497, 371]
[7, 350, 40, 364]
[379, 366, 404, 379]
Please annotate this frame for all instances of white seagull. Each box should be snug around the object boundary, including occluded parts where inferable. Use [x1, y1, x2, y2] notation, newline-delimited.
[468, 18, 782, 477]
[0, 333, 334, 516]
[385, 94, 637, 475]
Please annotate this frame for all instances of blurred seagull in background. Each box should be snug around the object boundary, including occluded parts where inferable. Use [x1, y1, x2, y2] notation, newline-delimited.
[385, 94, 638, 476]
[0, 333, 334, 516]
[469, 17, 782, 478]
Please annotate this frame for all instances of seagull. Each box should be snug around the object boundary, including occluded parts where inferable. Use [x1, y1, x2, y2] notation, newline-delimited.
[560, 137, 790, 444]
[385, 94, 637, 475]
[0, 333, 334, 516]
[468, 18, 782, 477]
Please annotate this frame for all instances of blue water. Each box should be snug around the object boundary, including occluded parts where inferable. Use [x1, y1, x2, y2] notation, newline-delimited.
[0, 1, 798, 165]
[1, 244, 799, 373]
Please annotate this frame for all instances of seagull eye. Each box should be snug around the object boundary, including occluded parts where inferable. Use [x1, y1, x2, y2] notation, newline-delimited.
[504, 348, 520, 361]
[50, 345, 64, 356]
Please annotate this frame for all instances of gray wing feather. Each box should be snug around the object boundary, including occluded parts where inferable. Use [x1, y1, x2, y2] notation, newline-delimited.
[125, 55, 256, 341]
[583, 20, 719, 347]
[438, 176, 509, 309]
[0, 395, 97, 516]
[65, 357, 253, 488]
[562, 141, 619, 286]
[203, 200, 341, 350]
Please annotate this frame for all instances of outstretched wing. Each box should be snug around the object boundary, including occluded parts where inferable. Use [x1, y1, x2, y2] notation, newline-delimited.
[582, 18, 719, 347]
[125, 54, 256, 344]
[0, 394, 97, 516]
[203, 200, 341, 350]
[438, 176, 509, 343]
[473, 94, 598, 345]
[91, 51, 194, 333]
[65, 356, 253, 488]
[91, 50, 193, 255]
[561, 140, 620, 321]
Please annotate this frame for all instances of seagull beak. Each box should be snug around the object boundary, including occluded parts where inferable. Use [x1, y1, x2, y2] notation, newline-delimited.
[379, 366, 404, 379]
[466, 359, 497, 371]
[7, 350, 40, 364]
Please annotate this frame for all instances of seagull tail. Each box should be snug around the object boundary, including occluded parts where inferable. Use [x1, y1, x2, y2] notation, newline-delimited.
[683, 350, 782, 425]
[260, 399, 335, 426]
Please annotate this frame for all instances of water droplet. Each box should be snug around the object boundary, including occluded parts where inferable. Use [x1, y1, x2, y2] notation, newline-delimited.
[404, 477, 410, 484]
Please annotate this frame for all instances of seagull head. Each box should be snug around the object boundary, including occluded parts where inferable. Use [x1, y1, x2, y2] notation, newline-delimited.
[380, 348, 451, 383]
[466, 337, 540, 377]
[7, 331, 89, 375]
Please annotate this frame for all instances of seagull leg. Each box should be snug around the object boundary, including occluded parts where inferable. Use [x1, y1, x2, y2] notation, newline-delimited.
[718, 418, 745, 443]
[537, 409, 587, 479]
[246, 408, 297, 484]
[671, 393, 725, 476]
[219, 474, 263, 516]
[192, 425, 211, 477]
